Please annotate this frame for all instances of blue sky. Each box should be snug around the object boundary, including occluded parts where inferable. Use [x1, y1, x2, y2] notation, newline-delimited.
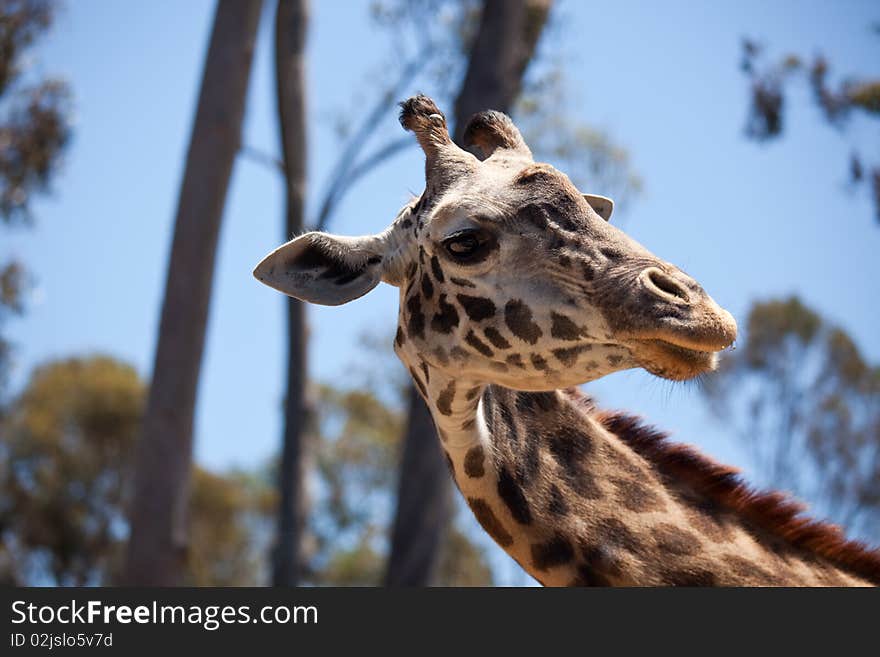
[4, 0, 878, 497]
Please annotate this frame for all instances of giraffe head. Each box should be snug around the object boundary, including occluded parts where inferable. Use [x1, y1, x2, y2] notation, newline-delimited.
[254, 95, 736, 389]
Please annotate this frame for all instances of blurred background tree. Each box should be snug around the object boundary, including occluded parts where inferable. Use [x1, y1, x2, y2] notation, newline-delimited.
[0, 349, 492, 586]
[0, 356, 275, 585]
[740, 31, 880, 222]
[0, 0, 71, 397]
[702, 297, 880, 543]
[124, 0, 264, 586]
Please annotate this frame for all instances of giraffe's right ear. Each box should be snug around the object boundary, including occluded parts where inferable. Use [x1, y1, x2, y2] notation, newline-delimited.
[253, 232, 389, 306]
[584, 194, 614, 222]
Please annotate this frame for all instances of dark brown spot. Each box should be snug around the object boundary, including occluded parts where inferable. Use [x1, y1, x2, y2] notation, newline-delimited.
[461, 418, 475, 431]
[504, 299, 542, 344]
[419, 360, 431, 385]
[514, 391, 558, 414]
[550, 312, 582, 341]
[432, 347, 450, 366]
[548, 484, 569, 515]
[515, 433, 541, 486]
[506, 353, 526, 368]
[430, 255, 445, 282]
[658, 568, 717, 587]
[450, 346, 469, 361]
[611, 476, 665, 513]
[463, 445, 485, 478]
[395, 325, 406, 347]
[497, 465, 532, 524]
[431, 294, 459, 333]
[465, 331, 494, 357]
[548, 426, 594, 462]
[483, 327, 511, 350]
[519, 201, 550, 229]
[465, 386, 482, 401]
[457, 294, 496, 321]
[420, 273, 434, 299]
[600, 246, 622, 261]
[683, 500, 734, 543]
[551, 345, 591, 367]
[651, 523, 702, 556]
[548, 427, 601, 499]
[406, 294, 425, 340]
[570, 563, 613, 587]
[467, 498, 513, 547]
[600, 444, 647, 479]
[580, 544, 623, 580]
[530, 353, 548, 370]
[531, 533, 575, 571]
[436, 380, 456, 416]
[515, 165, 556, 185]
[724, 555, 777, 584]
[607, 354, 624, 366]
[596, 517, 644, 556]
[450, 276, 475, 288]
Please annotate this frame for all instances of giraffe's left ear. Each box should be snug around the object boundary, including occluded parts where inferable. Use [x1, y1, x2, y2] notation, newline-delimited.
[253, 232, 390, 306]
[584, 194, 614, 222]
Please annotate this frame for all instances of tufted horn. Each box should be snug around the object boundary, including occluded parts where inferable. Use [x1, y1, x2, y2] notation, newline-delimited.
[399, 95, 478, 193]
[462, 110, 532, 160]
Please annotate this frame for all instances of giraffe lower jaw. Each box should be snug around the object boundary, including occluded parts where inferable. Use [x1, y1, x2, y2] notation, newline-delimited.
[631, 338, 720, 381]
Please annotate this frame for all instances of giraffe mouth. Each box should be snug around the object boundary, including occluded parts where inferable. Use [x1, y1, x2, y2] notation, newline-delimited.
[632, 338, 722, 381]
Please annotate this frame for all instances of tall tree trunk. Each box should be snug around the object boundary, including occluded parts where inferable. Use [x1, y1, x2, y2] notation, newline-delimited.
[272, 0, 310, 587]
[384, 0, 552, 587]
[451, 0, 551, 142]
[123, 0, 264, 586]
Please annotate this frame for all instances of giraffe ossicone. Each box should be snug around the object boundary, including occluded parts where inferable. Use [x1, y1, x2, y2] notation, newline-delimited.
[255, 95, 880, 586]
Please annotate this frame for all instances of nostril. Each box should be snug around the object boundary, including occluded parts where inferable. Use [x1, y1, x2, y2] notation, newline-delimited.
[643, 268, 690, 303]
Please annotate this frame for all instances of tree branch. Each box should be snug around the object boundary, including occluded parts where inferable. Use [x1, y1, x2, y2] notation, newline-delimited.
[311, 44, 430, 232]
[314, 136, 412, 232]
[239, 145, 285, 174]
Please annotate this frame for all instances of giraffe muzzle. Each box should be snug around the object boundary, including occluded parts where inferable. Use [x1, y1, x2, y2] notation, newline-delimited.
[620, 266, 737, 380]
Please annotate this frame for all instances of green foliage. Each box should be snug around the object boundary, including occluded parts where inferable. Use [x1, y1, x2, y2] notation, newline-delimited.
[185, 468, 275, 586]
[0, 355, 273, 585]
[0, 356, 143, 584]
[740, 36, 880, 222]
[0, 0, 72, 397]
[0, 350, 493, 586]
[703, 297, 880, 541]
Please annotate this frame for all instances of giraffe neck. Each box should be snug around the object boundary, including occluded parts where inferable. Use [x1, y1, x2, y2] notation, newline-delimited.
[407, 363, 872, 586]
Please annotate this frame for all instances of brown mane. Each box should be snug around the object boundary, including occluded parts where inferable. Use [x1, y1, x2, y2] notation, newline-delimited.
[570, 394, 880, 585]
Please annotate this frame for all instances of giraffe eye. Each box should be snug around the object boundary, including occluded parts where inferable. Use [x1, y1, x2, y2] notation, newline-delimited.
[442, 229, 493, 263]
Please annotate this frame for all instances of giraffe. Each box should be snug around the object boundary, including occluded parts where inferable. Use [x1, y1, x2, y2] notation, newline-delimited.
[254, 95, 880, 586]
